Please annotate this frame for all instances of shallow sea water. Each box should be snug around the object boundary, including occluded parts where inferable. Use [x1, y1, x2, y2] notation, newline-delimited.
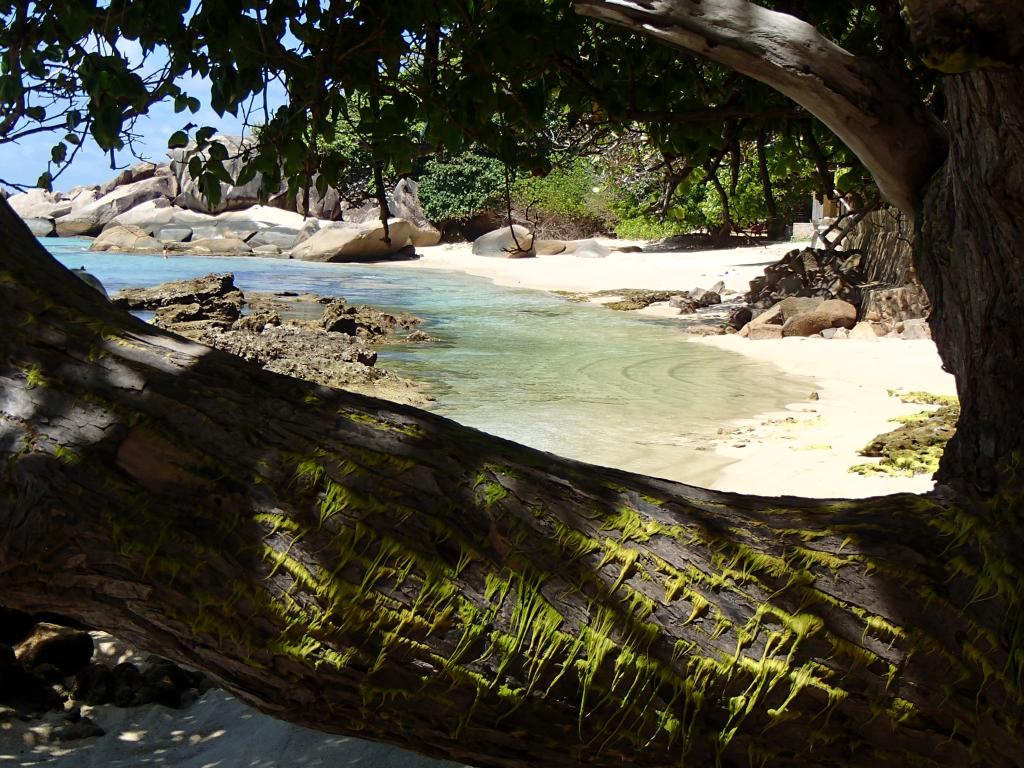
[48, 238, 810, 484]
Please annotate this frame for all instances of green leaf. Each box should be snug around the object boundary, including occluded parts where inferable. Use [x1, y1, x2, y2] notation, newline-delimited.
[168, 130, 190, 149]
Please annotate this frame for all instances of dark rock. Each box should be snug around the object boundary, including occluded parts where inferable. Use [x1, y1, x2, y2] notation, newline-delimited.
[407, 330, 433, 342]
[390, 178, 441, 246]
[113, 273, 244, 322]
[115, 276, 428, 404]
[668, 294, 694, 310]
[689, 288, 721, 308]
[321, 300, 359, 335]
[15, 623, 94, 677]
[0, 643, 63, 711]
[233, 311, 281, 333]
[746, 246, 873, 309]
[110, 662, 146, 707]
[726, 307, 753, 331]
[72, 663, 114, 705]
[0, 608, 36, 645]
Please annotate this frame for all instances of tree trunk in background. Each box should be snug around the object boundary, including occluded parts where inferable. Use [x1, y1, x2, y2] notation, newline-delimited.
[1, 199, 1023, 766]
[756, 131, 786, 240]
[916, 69, 1024, 495]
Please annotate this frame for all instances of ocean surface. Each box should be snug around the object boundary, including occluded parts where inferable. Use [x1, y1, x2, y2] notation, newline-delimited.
[47, 237, 809, 484]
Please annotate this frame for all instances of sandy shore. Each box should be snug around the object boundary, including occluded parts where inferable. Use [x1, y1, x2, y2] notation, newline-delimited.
[389, 239, 798, 294]
[383, 239, 957, 499]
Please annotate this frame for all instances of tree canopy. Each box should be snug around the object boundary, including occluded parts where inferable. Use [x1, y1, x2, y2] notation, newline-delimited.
[0, 1, 921, 215]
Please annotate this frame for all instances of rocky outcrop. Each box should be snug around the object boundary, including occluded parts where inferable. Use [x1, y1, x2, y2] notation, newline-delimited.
[343, 179, 442, 247]
[55, 175, 177, 237]
[472, 225, 535, 258]
[24, 218, 56, 237]
[291, 219, 414, 262]
[112, 273, 244, 323]
[562, 239, 610, 259]
[169, 135, 266, 214]
[112, 274, 430, 404]
[535, 239, 567, 255]
[781, 299, 858, 337]
[89, 224, 164, 253]
[188, 236, 253, 255]
[97, 161, 166, 196]
[107, 197, 176, 231]
[7, 188, 73, 220]
[859, 284, 930, 335]
[746, 247, 868, 308]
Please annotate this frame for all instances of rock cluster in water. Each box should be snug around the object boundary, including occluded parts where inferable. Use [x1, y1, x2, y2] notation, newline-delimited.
[112, 273, 433, 405]
[7, 136, 442, 262]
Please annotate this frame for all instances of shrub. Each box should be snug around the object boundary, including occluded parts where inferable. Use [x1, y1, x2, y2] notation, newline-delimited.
[512, 159, 612, 238]
[418, 152, 505, 223]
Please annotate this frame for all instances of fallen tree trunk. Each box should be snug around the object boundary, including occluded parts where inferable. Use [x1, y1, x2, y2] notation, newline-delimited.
[1, 201, 1021, 766]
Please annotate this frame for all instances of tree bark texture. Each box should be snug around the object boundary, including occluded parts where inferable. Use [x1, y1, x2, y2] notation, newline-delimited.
[573, 0, 947, 217]
[916, 68, 1024, 495]
[1, 202, 1023, 766]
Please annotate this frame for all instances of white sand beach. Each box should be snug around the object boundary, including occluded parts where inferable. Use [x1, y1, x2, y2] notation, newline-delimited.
[383, 239, 957, 499]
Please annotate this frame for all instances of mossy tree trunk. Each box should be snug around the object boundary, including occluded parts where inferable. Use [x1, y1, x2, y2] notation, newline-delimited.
[1, 200, 1022, 766]
[916, 68, 1024, 495]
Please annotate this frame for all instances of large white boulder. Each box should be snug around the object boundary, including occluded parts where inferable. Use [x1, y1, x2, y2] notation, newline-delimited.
[7, 188, 72, 220]
[472, 225, 535, 258]
[89, 224, 164, 253]
[24, 218, 56, 237]
[56, 175, 177, 236]
[291, 219, 413, 262]
[108, 198, 177, 232]
[97, 161, 168, 196]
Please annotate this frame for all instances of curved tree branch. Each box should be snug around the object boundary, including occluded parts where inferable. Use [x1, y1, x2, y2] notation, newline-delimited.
[573, 0, 948, 217]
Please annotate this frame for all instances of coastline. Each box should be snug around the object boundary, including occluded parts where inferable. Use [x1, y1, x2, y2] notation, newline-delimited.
[380, 240, 957, 498]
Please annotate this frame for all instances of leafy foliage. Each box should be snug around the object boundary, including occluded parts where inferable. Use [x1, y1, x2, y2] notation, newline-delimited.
[418, 152, 505, 224]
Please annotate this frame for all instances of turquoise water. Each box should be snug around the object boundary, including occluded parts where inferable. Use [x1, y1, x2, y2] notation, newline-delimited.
[48, 238, 808, 483]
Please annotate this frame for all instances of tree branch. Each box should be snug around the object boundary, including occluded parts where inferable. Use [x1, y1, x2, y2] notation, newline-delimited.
[573, 0, 947, 217]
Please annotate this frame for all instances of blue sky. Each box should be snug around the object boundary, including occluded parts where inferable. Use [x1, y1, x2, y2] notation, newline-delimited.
[0, 36, 287, 193]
